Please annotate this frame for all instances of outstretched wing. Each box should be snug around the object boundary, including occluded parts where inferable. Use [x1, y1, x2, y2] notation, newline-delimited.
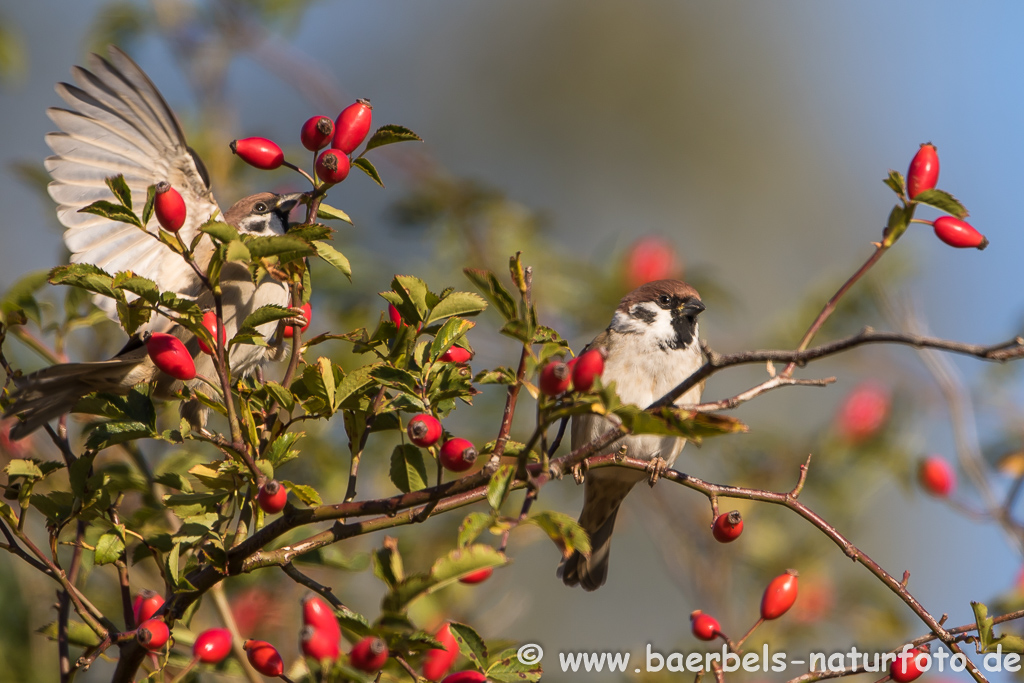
[45, 46, 219, 307]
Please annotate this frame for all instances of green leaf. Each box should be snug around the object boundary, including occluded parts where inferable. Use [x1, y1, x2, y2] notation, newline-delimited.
[463, 269, 517, 322]
[313, 241, 352, 280]
[391, 275, 432, 322]
[114, 274, 160, 303]
[1, 269, 49, 324]
[372, 538, 404, 589]
[37, 620, 101, 648]
[486, 465, 516, 512]
[882, 203, 913, 248]
[526, 511, 591, 559]
[5, 459, 43, 479]
[239, 304, 293, 331]
[381, 545, 506, 613]
[913, 188, 969, 219]
[458, 512, 494, 548]
[264, 381, 296, 412]
[84, 420, 155, 450]
[141, 184, 157, 225]
[200, 221, 239, 243]
[225, 240, 251, 263]
[352, 157, 384, 187]
[426, 292, 488, 326]
[363, 124, 423, 152]
[474, 367, 517, 385]
[316, 203, 353, 224]
[105, 174, 133, 209]
[449, 622, 488, 671]
[49, 263, 118, 299]
[335, 363, 382, 408]
[163, 491, 231, 518]
[115, 298, 151, 336]
[78, 199, 142, 228]
[487, 647, 543, 682]
[883, 170, 906, 198]
[614, 405, 747, 443]
[371, 366, 419, 394]
[94, 532, 125, 565]
[246, 235, 315, 259]
[974, 601, 995, 651]
[430, 318, 474, 361]
[281, 481, 322, 507]
[287, 224, 333, 242]
[390, 445, 429, 493]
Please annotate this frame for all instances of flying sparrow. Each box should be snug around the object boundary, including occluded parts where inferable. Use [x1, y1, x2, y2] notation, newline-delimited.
[558, 279, 705, 591]
[5, 47, 303, 439]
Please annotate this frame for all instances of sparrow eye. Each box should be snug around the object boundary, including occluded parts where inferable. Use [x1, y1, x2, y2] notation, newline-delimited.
[253, 202, 269, 214]
[658, 294, 672, 308]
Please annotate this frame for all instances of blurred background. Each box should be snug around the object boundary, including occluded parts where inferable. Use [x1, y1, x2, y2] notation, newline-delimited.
[1, 1, 1023, 681]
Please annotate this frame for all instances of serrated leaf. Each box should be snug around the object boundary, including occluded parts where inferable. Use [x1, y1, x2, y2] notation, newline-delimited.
[94, 532, 125, 565]
[973, 601, 995, 651]
[264, 381, 296, 412]
[882, 203, 913, 248]
[313, 241, 352, 280]
[49, 263, 117, 299]
[614, 405, 747, 442]
[391, 275, 431, 322]
[335, 362, 381, 408]
[449, 622, 488, 670]
[390, 445, 429, 493]
[486, 465, 516, 512]
[372, 537, 404, 589]
[201, 221, 239, 243]
[316, 203, 353, 224]
[163, 491, 231, 518]
[364, 124, 423, 152]
[105, 174, 133, 209]
[281, 481, 322, 507]
[5, 459, 43, 479]
[115, 274, 160, 303]
[883, 170, 906, 198]
[463, 269, 517, 322]
[239, 304, 293, 331]
[430, 318, 474, 361]
[526, 511, 591, 559]
[141, 184, 157, 225]
[84, 420, 154, 450]
[474, 367, 517, 385]
[246, 235, 314, 259]
[913, 188, 969, 219]
[78, 199, 142, 228]
[225, 240, 251, 263]
[426, 292, 488, 326]
[487, 647, 543, 682]
[458, 512, 494, 548]
[116, 298, 151, 336]
[352, 157, 384, 187]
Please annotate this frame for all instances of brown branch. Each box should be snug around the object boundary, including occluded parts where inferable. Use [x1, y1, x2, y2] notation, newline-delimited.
[58, 521, 87, 683]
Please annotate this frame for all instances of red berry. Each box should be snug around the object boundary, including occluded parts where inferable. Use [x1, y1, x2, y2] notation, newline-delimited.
[193, 628, 232, 664]
[836, 381, 889, 442]
[571, 349, 605, 393]
[439, 438, 477, 472]
[197, 310, 226, 356]
[301, 115, 335, 151]
[257, 480, 288, 514]
[423, 623, 459, 681]
[440, 346, 472, 363]
[458, 567, 493, 585]
[153, 181, 186, 232]
[907, 143, 939, 199]
[350, 635, 389, 673]
[760, 569, 799, 620]
[230, 137, 285, 170]
[301, 624, 340, 663]
[137, 619, 170, 651]
[315, 149, 351, 185]
[441, 672, 488, 683]
[689, 610, 720, 641]
[132, 590, 164, 625]
[244, 640, 284, 677]
[408, 414, 442, 447]
[301, 594, 340, 637]
[890, 648, 927, 683]
[624, 236, 678, 289]
[712, 510, 743, 543]
[918, 456, 955, 497]
[539, 361, 571, 396]
[283, 301, 312, 338]
[388, 303, 404, 327]
[333, 99, 373, 154]
[147, 333, 196, 381]
[932, 216, 989, 250]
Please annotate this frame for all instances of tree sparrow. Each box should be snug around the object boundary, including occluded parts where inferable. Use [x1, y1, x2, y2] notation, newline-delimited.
[558, 279, 705, 590]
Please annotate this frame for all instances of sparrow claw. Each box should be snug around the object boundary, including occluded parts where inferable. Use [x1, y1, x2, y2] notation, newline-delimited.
[571, 460, 589, 485]
[646, 456, 668, 487]
[283, 306, 308, 329]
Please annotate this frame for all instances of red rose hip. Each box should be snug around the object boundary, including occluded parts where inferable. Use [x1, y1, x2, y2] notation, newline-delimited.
[333, 99, 373, 154]
[230, 137, 285, 170]
[132, 590, 164, 625]
[837, 381, 889, 442]
[423, 623, 459, 681]
[153, 181, 186, 232]
[932, 216, 988, 249]
[689, 610, 720, 641]
[193, 628, 232, 664]
[907, 143, 940, 199]
[147, 333, 196, 381]
[571, 349, 605, 392]
[301, 594, 340, 637]
[350, 635, 389, 672]
[408, 414, 442, 447]
[439, 438, 477, 472]
[539, 361, 571, 396]
[624, 236, 678, 289]
[283, 302, 312, 338]
[301, 624, 340, 662]
[458, 567, 493, 584]
[712, 510, 743, 543]
[315, 149, 351, 184]
[137, 619, 170, 651]
[918, 456, 955, 497]
[441, 672, 488, 683]
[197, 310, 226, 356]
[244, 640, 284, 677]
[257, 480, 288, 514]
[890, 648, 927, 683]
[760, 569, 799, 620]
[301, 115, 335, 151]
[440, 346, 472, 363]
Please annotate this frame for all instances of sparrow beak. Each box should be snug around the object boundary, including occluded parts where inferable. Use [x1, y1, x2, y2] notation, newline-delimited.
[274, 193, 305, 214]
[678, 299, 705, 317]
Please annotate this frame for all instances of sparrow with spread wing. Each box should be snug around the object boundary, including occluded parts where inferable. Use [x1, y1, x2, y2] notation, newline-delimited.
[5, 47, 303, 439]
[558, 279, 705, 591]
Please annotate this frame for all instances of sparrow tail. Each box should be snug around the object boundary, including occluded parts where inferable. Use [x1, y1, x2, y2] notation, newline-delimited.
[557, 474, 638, 591]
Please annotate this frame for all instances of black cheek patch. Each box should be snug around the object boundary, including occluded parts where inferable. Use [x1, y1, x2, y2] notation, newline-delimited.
[631, 305, 657, 324]
[668, 312, 696, 350]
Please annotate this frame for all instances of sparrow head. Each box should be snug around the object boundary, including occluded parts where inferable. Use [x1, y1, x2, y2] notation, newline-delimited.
[610, 279, 704, 351]
[224, 192, 305, 236]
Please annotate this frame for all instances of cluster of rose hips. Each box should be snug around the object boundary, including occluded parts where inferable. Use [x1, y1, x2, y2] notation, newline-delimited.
[538, 348, 606, 397]
[905, 143, 988, 249]
[130, 591, 233, 670]
[689, 570, 799, 646]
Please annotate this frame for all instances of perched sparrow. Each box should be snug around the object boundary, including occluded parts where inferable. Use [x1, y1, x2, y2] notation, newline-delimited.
[5, 47, 302, 439]
[558, 279, 705, 591]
